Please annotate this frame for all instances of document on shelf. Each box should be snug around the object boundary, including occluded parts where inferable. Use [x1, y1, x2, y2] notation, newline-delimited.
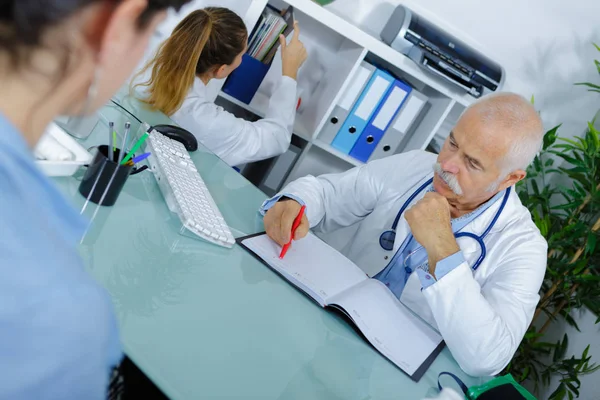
[238, 232, 444, 381]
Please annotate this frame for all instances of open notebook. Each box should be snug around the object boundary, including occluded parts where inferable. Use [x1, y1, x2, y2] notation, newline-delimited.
[239, 232, 445, 381]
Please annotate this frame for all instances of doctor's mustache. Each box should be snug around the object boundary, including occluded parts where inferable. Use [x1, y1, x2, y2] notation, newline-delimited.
[433, 163, 463, 196]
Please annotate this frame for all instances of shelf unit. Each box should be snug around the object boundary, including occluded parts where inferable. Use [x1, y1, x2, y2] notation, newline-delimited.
[207, 0, 477, 193]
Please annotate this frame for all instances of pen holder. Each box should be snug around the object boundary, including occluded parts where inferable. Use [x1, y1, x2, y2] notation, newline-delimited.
[78, 145, 141, 206]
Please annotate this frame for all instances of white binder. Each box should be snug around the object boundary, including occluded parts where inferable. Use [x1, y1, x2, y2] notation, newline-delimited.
[318, 62, 376, 143]
[368, 90, 429, 161]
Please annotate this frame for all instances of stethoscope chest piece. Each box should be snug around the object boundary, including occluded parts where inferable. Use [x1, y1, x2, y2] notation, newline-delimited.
[379, 230, 396, 252]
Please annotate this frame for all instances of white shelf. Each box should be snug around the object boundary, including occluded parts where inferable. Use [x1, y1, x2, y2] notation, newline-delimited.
[212, 0, 484, 193]
[217, 91, 312, 142]
[313, 139, 363, 167]
[284, 142, 359, 184]
[218, 92, 264, 119]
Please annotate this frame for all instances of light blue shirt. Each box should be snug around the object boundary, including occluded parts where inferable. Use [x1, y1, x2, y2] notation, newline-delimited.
[260, 185, 504, 298]
[374, 185, 505, 297]
[0, 113, 122, 399]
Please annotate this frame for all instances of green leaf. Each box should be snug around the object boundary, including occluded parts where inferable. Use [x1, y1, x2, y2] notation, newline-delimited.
[573, 148, 586, 161]
[530, 94, 535, 104]
[558, 137, 585, 150]
[562, 312, 581, 332]
[553, 144, 580, 151]
[583, 299, 600, 314]
[572, 181, 586, 196]
[587, 233, 597, 255]
[584, 363, 600, 374]
[560, 166, 588, 174]
[531, 179, 540, 195]
[582, 345, 590, 363]
[548, 151, 586, 168]
[575, 82, 600, 92]
[554, 335, 568, 361]
[568, 391, 574, 400]
[573, 258, 589, 274]
[566, 382, 580, 396]
[533, 156, 542, 173]
[543, 124, 561, 150]
[551, 202, 580, 211]
[549, 383, 567, 400]
[561, 334, 569, 357]
[521, 365, 531, 381]
[577, 274, 600, 282]
[545, 158, 555, 167]
[594, 42, 600, 52]
[591, 123, 600, 153]
[525, 331, 544, 340]
[595, 59, 600, 75]
[586, 128, 598, 155]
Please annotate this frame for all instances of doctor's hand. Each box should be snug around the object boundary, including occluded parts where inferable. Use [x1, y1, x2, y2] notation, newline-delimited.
[279, 21, 308, 81]
[405, 192, 460, 275]
[264, 198, 310, 246]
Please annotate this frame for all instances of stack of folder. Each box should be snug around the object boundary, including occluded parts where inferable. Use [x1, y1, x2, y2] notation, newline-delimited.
[319, 61, 430, 163]
[248, 6, 295, 64]
[222, 6, 295, 104]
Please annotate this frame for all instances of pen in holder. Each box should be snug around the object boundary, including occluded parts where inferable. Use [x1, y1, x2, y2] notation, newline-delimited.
[78, 145, 142, 206]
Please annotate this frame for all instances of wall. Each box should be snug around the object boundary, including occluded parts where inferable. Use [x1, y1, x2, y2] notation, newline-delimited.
[157, 0, 250, 37]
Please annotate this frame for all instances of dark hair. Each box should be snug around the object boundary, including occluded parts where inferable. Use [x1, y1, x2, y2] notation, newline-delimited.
[133, 7, 247, 115]
[0, 0, 191, 67]
[191, 7, 247, 75]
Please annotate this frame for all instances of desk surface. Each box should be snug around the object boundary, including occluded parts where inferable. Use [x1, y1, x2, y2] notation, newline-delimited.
[53, 94, 480, 399]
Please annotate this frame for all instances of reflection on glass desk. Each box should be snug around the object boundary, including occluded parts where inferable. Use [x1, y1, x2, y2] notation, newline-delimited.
[51, 92, 481, 399]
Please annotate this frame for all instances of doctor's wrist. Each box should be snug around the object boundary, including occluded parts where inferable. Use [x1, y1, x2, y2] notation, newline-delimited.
[427, 240, 460, 276]
[278, 196, 298, 204]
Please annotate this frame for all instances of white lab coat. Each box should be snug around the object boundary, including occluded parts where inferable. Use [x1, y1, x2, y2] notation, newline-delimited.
[171, 76, 298, 167]
[277, 150, 547, 377]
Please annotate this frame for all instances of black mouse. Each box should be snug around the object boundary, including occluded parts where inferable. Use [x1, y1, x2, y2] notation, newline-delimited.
[153, 124, 198, 152]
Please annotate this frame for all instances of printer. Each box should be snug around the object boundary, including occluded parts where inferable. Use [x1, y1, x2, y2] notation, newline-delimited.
[380, 5, 504, 98]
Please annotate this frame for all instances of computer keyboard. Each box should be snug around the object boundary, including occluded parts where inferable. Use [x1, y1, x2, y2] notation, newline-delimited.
[146, 130, 235, 248]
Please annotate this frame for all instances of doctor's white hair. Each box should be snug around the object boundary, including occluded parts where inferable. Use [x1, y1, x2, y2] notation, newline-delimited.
[464, 92, 544, 179]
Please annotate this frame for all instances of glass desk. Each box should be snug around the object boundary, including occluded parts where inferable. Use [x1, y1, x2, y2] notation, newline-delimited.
[52, 93, 480, 399]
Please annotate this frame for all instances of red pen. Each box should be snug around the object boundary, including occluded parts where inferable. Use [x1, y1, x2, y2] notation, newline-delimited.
[279, 205, 306, 259]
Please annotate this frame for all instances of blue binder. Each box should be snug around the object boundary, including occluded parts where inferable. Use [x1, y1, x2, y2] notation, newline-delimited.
[222, 54, 271, 104]
[331, 68, 395, 154]
[349, 79, 412, 162]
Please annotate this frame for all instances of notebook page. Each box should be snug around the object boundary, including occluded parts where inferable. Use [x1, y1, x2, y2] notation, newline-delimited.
[242, 233, 368, 305]
[328, 279, 442, 376]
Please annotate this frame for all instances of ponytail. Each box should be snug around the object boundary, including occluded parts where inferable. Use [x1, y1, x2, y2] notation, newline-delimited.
[132, 7, 247, 116]
[132, 9, 213, 116]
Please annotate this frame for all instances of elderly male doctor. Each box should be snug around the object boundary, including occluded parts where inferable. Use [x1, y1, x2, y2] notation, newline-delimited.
[261, 92, 547, 376]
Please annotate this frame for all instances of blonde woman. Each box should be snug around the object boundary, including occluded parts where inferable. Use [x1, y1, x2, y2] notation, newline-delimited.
[132, 7, 307, 166]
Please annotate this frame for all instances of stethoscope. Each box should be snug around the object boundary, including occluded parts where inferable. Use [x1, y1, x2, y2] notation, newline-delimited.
[378, 177, 511, 271]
